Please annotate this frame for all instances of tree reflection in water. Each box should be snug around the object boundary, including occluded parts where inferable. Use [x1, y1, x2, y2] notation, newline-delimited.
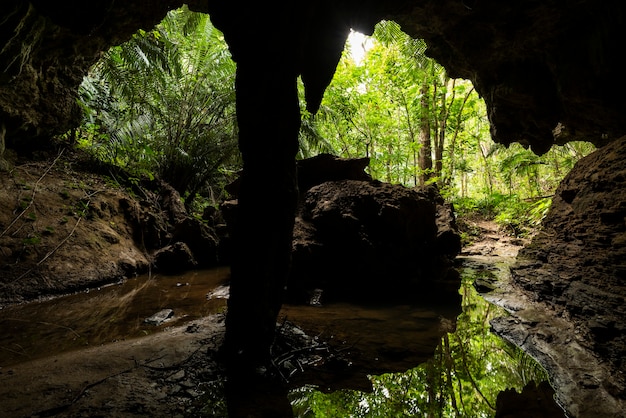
[288, 271, 549, 417]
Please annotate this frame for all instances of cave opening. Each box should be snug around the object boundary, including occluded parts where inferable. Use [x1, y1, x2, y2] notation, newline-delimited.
[1, 2, 625, 417]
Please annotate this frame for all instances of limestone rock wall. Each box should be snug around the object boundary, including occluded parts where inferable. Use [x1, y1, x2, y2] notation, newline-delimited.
[511, 136, 626, 401]
[0, 0, 193, 150]
[388, 1, 626, 153]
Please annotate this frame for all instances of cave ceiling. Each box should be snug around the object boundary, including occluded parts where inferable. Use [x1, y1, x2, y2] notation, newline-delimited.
[1, 0, 625, 155]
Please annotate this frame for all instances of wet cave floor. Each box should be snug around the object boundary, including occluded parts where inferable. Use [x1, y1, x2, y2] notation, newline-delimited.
[0, 223, 567, 417]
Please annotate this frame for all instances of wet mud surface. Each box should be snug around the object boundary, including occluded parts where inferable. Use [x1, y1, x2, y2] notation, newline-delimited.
[0, 220, 567, 417]
[0, 271, 461, 417]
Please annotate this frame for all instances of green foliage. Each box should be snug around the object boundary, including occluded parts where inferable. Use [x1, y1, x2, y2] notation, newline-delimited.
[74, 199, 91, 218]
[316, 21, 489, 188]
[314, 24, 595, 228]
[72, 10, 595, 216]
[453, 193, 552, 237]
[493, 197, 552, 237]
[18, 199, 30, 210]
[73, 6, 240, 209]
[22, 235, 41, 246]
[453, 193, 509, 219]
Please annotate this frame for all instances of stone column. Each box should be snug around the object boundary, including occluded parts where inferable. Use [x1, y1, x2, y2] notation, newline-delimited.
[210, 2, 302, 370]
[222, 59, 301, 369]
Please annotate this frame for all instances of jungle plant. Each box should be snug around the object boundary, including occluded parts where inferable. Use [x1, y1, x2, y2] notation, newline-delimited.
[75, 8, 596, 223]
[314, 21, 595, 227]
[76, 7, 240, 208]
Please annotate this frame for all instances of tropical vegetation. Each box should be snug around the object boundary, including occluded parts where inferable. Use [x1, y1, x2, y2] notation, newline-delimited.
[73, 7, 240, 210]
[314, 21, 594, 236]
[62, 7, 585, 417]
[67, 7, 594, 233]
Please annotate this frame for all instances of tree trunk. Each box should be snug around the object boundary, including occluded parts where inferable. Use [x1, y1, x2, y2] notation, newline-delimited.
[435, 123, 445, 182]
[433, 76, 448, 185]
[418, 82, 432, 186]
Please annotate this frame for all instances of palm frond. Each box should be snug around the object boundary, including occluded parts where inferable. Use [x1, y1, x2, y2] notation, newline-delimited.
[373, 20, 429, 67]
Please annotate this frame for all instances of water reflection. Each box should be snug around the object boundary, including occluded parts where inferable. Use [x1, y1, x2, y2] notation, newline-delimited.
[0, 267, 230, 367]
[0, 261, 553, 417]
[278, 300, 462, 393]
[286, 265, 549, 417]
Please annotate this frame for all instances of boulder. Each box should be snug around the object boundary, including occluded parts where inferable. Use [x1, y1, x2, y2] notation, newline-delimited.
[289, 179, 461, 304]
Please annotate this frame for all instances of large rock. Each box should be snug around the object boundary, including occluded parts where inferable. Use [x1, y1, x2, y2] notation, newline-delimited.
[289, 179, 461, 304]
[153, 242, 197, 274]
[221, 155, 462, 304]
[124, 178, 223, 270]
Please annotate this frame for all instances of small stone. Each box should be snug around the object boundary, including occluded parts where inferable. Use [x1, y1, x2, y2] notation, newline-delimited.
[166, 370, 185, 382]
[144, 309, 174, 325]
[182, 388, 202, 397]
[180, 379, 195, 388]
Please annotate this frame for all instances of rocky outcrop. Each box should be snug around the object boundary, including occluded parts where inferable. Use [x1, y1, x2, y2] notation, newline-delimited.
[221, 154, 462, 304]
[153, 242, 197, 274]
[0, 153, 224, 304]
[513, 136, 626, 377]
[513, 137, 626, 350]
[290, 179, 461, 304]
[505, 136, 626, 414]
